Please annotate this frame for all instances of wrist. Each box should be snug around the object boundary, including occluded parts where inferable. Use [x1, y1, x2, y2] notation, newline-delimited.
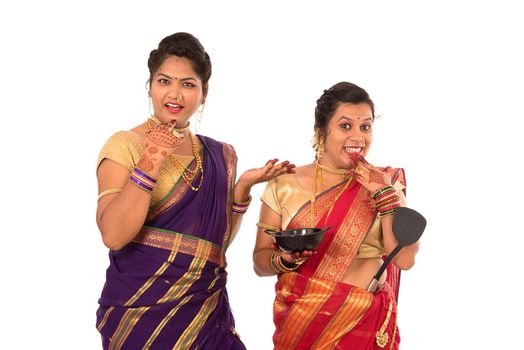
[234, 181, 252, 202]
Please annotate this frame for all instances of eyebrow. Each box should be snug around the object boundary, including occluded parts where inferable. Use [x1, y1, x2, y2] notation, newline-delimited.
[338, 116, 373, 121]
[155, 73, 198, 81]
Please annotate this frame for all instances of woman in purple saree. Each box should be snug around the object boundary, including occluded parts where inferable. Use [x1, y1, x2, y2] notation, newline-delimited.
[95, 33, 294, 349]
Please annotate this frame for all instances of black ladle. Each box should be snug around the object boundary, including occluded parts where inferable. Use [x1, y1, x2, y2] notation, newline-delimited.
[367, 207, 427, 293]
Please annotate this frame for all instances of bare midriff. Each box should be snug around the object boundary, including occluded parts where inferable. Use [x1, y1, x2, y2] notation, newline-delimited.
[341, 258, 387, 290]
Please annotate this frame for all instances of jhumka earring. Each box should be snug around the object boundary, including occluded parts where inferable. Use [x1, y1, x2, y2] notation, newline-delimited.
[194, 104, 205, 133]
[147, 92, 154, 117]
[316, 134, 324, 160]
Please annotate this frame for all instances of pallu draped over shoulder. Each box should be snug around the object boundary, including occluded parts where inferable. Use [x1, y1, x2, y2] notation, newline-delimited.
[262, 168, 406, 350]
[96, 135, 246, 350]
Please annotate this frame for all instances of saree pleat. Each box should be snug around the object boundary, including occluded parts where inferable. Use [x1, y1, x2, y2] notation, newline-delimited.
[96, 136, 245, 350]
[272, 169, 405, 350]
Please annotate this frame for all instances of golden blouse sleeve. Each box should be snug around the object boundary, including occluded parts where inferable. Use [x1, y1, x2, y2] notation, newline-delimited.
[96, 131, 143, 173]
[260, 178, 282, 215]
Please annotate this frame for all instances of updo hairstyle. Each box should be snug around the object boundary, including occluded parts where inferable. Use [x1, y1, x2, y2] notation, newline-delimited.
[314, 82, 375, 137]
[147, 32, 212, 97]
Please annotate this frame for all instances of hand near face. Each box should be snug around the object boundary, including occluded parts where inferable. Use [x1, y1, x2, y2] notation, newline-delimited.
[138, 120, 185, 172]
[351, 155, 392, 194]
[237, 159, 296, 188]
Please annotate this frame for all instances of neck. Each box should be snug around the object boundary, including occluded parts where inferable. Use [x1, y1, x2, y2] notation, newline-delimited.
[148, 116, 191, 133]
[315, 160, 350, 176]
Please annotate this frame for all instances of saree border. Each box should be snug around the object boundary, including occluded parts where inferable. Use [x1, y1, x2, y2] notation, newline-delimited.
[133, 226, 222, 266]
[288, 183, 346, 229]
[146, 147, 204, 222]
[219, 142, 237, 258]
[314, 185, 376, 281]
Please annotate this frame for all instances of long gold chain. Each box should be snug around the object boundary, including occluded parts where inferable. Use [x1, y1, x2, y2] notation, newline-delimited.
[143, 117, 203, 191]
[316, 161, 350, 176]
[170, 132, 204, 191]
[309, 162, 352, 227]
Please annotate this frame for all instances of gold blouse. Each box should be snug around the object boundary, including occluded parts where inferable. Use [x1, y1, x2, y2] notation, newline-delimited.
[96, 130, 197, 208]
[261, 173, 405, 259]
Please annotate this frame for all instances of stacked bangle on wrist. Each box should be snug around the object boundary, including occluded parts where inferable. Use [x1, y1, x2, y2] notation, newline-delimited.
[130, 168, 157, 194]
[270, 252, 300, 274]
[373, 185, 401, 217]
[232, 195, 252, 215]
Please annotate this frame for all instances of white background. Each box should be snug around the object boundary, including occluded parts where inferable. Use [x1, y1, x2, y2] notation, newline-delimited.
[1, 1, 523, 349]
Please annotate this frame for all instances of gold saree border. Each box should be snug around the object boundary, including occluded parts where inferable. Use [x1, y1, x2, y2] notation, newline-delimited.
[275, 273, 336, 350]
[220, 143, 237, 262]
[108, 243, 214, 349]
[314, 186, 376, 281]
[173, 289, 222, 349]
[146, 150, 202, 222]
[133, 227, 222, 266]
[311, 287, 373, 349]
[109, 306, 151, 350]
[289, 184, 344, 229]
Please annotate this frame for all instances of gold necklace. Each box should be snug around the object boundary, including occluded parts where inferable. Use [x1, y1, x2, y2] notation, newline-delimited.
[144, 116, 191, 134]
[309, 162, 352, 227]
[169, 132, 204, 191]
[143, 117, 203, 191]
[315, 161, 350, 176]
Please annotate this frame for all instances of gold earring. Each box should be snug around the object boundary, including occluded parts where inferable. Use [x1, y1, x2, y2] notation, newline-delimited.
[148, 96, 154, 117]
[194, 104, 205, 133]
[316, 134, 324, 160]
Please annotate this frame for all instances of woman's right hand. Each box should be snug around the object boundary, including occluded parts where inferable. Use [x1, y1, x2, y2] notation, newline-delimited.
[270, 243, 315, 265]
[138, 120, 185, 173]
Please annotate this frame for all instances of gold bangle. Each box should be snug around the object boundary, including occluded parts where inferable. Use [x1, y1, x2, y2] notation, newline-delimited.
[233, 195, 252, 206]
[97, 188, 122, 201]
[256, 222, 281, 232]
[276, 255, 299, 272]
[270, 252, 284, 274]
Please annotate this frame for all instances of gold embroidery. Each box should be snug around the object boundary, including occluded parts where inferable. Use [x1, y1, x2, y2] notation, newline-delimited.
[256, 222, 281, 232]
[133, 228, 222, 266]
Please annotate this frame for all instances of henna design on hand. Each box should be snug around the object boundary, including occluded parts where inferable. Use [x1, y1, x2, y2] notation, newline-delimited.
[137, 157, 155, 172]
[148, 126, 184, 148]
[369, 168, 388, 185]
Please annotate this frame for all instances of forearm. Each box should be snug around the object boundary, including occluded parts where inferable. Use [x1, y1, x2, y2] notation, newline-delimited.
[228, 181, 252, 244]
[380, 215, 419, 270]
[97, 153, 165, 250]
[382, 215, 419, 269]
[97, 181, 153, 250]
[253, 247, 277, 276]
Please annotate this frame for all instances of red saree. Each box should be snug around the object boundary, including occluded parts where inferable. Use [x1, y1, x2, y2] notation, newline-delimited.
[272, 169, 405, 350]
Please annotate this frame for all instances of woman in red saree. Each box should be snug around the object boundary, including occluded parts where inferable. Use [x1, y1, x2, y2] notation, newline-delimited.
[95, 33, 295, 349]
[253, 82, 420, 349]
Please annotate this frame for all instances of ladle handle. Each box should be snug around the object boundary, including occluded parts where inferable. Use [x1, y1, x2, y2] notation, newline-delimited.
[366, 244, 402, 293]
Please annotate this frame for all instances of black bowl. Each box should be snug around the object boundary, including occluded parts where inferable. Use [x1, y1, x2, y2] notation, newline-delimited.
[265, 226, 331, 253]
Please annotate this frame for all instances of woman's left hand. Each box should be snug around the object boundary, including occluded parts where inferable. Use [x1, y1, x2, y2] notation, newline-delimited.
[237, 159, 296, 188]
[352, 155, 392, 194]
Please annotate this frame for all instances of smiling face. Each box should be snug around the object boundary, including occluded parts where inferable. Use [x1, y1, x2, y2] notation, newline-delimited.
[149, 55, 206, 127]
[320, 103, 374, 169]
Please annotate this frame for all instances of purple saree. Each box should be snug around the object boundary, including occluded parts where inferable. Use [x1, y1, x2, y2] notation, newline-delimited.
[96, 136, 246, 350]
